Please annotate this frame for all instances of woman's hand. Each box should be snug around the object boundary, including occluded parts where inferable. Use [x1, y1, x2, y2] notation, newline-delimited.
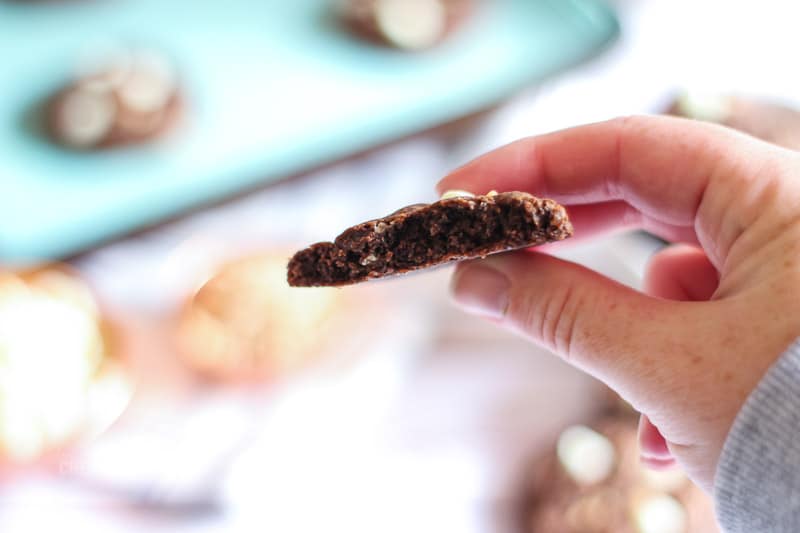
[438, 115, 800, 492]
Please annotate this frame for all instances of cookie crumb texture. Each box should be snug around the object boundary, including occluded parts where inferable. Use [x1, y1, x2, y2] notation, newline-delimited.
[287, 191, 572, 287]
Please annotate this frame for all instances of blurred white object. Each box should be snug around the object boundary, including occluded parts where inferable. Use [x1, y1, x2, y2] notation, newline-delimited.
[557, 425, 617, 486]
[634, 493, 688, 533]
[671, 90, 732, 122]
[376, 0, 447, 50]
[0, 272, 130, 464]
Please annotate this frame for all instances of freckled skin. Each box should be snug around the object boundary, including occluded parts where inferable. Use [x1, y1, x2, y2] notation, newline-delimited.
[444, 116, 800, 492]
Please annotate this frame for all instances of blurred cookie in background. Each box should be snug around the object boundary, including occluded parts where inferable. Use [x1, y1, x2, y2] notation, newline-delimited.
[338, 0, 473, 51]
[46, 47, 184, 150]
[0, 266, 133, 469]
[175, 252, 359, 384]
[521, 413, 719, 533]
[667, 91, 800, 151]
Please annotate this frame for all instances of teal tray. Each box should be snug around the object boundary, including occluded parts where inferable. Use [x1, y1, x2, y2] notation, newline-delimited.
[0, 0, 618, 263]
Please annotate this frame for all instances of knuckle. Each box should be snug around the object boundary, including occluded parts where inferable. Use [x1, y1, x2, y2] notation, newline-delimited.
[606, 115, 645, 199]
[610, 114, 650, 138]
[611, 114, 640, 130]
[510, 283, 581, 360]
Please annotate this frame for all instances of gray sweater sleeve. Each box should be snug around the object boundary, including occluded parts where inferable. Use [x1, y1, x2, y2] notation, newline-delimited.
[714, 339, 800, 532]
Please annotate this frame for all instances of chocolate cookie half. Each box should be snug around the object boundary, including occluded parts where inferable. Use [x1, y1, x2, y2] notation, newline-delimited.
[287, 191, 572, 287]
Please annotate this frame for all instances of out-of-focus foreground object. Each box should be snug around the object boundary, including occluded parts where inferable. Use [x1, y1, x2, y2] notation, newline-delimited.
[521, 406, 719, 533]
[0, 266, 133, 469]
[176, 251, 358, 383]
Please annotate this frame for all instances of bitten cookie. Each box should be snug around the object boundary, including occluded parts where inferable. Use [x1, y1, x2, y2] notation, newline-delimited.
[288, 191, 572, 287]
[338, 0, 472, 51]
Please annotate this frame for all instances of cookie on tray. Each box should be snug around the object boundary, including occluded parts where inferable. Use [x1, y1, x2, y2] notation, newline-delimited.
[46, 47, 183, 150]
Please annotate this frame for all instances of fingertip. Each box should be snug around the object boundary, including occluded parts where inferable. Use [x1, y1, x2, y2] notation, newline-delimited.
[643, 244, 719, 301]
[436, 166, 480, 196]
[522, 241, 560, 254]
[437, 137, 534, 196]
[638, 414, 673, 459]
[640, 454, 678, 471]
[434, 174, 452, 196]
[449, 260, 510, 320]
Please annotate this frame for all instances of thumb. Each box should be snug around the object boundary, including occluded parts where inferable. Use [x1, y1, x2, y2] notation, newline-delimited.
[450, 251, 686, 398]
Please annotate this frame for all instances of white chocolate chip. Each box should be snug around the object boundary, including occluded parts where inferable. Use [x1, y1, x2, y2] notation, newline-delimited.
[557, 425, 616, 486]
[360, 253, 378, 265]
[375, 0, 446, 50]
[675, 90, 732, 123]
[117, 50, 177, 113]
[633, 494, 687, 533]
[56, 87, 116, 148]
[440, 189, 475, 200]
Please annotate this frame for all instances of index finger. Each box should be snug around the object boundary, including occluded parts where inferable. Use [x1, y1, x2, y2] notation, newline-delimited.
[437, 115, 773, 238]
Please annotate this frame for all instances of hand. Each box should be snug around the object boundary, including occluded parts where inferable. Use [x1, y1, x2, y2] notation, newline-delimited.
[438, 115, 800, 492]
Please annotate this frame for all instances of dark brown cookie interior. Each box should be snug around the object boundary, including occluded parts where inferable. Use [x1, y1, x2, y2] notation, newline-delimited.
[287, 192, 572, 287]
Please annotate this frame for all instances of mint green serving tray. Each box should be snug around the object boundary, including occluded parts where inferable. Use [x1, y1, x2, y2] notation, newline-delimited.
[0, 0, 617, 262]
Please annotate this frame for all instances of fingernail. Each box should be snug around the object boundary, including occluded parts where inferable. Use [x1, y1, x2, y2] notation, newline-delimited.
[434, 177, 450, 195]
[450, 263, 510, 320]
[435, 168, 465, 195]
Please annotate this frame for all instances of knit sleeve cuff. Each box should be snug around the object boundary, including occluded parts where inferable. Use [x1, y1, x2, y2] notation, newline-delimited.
[714, 339, 800, 532]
